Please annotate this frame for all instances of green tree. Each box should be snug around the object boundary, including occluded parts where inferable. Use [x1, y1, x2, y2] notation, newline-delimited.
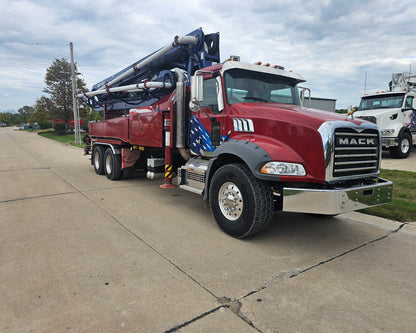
[0, 111, 24, 126]
[17, 105, 33, 124]
[29, 97, 52, 128]
[0, 112, 12, 125]
[85, 107, 103, 121]
[43, 58, 87, 130]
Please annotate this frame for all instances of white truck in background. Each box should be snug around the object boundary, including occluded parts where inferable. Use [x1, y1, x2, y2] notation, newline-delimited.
[354, 72, 416, 158]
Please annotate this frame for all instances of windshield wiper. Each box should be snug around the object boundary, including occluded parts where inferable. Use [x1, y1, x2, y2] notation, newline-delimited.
[243, 96, 269, 102]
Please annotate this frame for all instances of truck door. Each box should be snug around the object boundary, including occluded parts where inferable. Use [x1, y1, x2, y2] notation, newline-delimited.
[404, 95, 416, 131]
[190, 76, 226, 156]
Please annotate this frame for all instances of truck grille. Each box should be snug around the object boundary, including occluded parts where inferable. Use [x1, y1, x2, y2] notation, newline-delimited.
[333, 128, 380, 178]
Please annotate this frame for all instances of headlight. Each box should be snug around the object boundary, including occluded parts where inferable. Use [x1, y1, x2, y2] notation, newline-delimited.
[380, 129, 395, 135]
[260, 162, 306, 176]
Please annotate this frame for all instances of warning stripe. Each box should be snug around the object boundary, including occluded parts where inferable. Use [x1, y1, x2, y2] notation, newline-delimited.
[165, 164, 172, 179]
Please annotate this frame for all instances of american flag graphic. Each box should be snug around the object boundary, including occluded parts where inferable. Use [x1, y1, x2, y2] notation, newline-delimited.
[189, 115, 215, 155]
[406, 111, 416, 130]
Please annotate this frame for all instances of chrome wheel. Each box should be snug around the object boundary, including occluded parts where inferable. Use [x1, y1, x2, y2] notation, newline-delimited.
[400, 137, 410, 154]
[105, 153, 112, 175]
[93, 145, 105, 175]
[218, 182, 243, 221]
[94, 152, 100, 170]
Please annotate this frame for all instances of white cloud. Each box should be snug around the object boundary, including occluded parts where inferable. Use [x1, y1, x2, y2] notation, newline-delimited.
[1, 0, 416, 110]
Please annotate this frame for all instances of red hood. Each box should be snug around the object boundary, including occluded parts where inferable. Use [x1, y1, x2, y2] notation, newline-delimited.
[229, 103, 365, 129]
[228, 103, 368, 183]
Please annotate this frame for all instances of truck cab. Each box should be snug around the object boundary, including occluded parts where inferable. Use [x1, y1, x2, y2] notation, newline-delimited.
[354, 73, 416, 158]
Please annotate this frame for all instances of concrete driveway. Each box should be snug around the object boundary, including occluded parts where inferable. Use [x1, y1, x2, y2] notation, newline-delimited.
[381, 147, 416, 172]
[1, 127, 415, 333]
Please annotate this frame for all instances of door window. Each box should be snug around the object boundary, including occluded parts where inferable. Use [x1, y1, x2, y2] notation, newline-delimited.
[201, 78, 219, 113]
[405, 96, 414, 109]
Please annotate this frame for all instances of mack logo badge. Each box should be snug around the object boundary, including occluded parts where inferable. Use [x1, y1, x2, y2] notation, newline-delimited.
[338, 138, 375, 145]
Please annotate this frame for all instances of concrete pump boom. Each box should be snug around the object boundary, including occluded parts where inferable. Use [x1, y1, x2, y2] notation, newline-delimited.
[77, 28, 219, 112]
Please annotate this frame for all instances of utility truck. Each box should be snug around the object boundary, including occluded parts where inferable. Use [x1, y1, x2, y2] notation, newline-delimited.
[78, 28, 392, 238]
[354, 72, 416, 158]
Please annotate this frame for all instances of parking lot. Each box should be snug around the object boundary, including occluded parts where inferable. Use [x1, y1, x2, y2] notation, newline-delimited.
[1, 127, 415, 332]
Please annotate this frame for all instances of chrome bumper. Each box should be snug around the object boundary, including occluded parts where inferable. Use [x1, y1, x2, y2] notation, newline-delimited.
[282, 178, 393, 215]
[382, 137, 398, 147]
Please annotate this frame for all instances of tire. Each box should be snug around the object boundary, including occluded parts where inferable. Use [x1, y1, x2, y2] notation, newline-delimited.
[104, 148, 122, 180]
[92, 145, 105, 175]
[209, 163, 273, 238]
[390, 132, 412, 158]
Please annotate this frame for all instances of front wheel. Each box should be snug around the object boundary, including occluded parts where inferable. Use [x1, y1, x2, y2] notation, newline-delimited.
[209, 163, 273, 238]
[390, 132, 412, 158]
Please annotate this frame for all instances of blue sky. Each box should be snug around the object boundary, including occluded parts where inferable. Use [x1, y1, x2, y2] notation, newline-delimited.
[1, 0, 415, 111]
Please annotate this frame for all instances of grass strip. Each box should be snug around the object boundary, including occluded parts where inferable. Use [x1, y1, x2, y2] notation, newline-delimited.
[360, 169, 416, 222]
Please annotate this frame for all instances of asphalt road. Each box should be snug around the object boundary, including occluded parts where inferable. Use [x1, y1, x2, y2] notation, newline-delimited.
[1, 127, 415, 333]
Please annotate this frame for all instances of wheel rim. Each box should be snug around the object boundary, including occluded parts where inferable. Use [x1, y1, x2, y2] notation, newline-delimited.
[401, 138, 410, 154]
[218, 182, 243, 221]
[94, 151, 100, 170]
[105, 154, 112, 175]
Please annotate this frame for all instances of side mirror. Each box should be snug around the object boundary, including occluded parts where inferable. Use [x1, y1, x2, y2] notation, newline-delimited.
[298, 86, 311, 107]
[216, 76, 224, 112]
[191, 75, 204, 102]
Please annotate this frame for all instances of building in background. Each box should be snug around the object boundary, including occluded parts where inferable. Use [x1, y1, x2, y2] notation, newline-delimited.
[305, 97, 337, 112]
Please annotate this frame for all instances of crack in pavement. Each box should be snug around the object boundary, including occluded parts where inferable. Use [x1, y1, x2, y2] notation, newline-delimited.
[217, 297, 262, 332]
[164, 223, 406, 333]
[163, 306, 223, 333]
[0, 167, 51, 173]
[0, 191, 77, 204]
[240, 223, 406, 301]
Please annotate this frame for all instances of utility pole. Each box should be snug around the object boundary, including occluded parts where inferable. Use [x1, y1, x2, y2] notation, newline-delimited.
[364, 70, 367, 95]
[70, 42, 80, 144]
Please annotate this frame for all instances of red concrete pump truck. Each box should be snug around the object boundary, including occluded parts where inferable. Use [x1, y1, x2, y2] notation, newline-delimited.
[78, 28, 392, 238]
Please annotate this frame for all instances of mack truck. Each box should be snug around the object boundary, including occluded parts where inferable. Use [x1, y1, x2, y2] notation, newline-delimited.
[354, 72, 416, 158]
[78, 28, 392, 238]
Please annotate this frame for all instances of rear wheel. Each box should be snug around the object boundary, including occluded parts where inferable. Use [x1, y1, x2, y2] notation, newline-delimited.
[92, 145, 105, 175]
[104, 148, 122, 180]
[390, 132, 411, 158]
[209, 163, 273, 238]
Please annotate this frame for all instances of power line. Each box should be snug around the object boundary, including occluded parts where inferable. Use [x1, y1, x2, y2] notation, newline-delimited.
[0, 56, 50, 68]
[1, 41, 68, 47]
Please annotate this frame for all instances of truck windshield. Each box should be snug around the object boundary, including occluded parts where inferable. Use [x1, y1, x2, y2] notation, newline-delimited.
[224, 68, 301, 106]
[358, 94, 405, 110]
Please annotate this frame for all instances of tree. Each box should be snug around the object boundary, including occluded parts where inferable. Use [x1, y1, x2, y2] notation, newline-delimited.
[29, 97, 53, 128]
[43, 58, 87, 130]
[0, 111, 26, 126]
[0, 112, 12, 125]
[17, 106, 33, 124]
